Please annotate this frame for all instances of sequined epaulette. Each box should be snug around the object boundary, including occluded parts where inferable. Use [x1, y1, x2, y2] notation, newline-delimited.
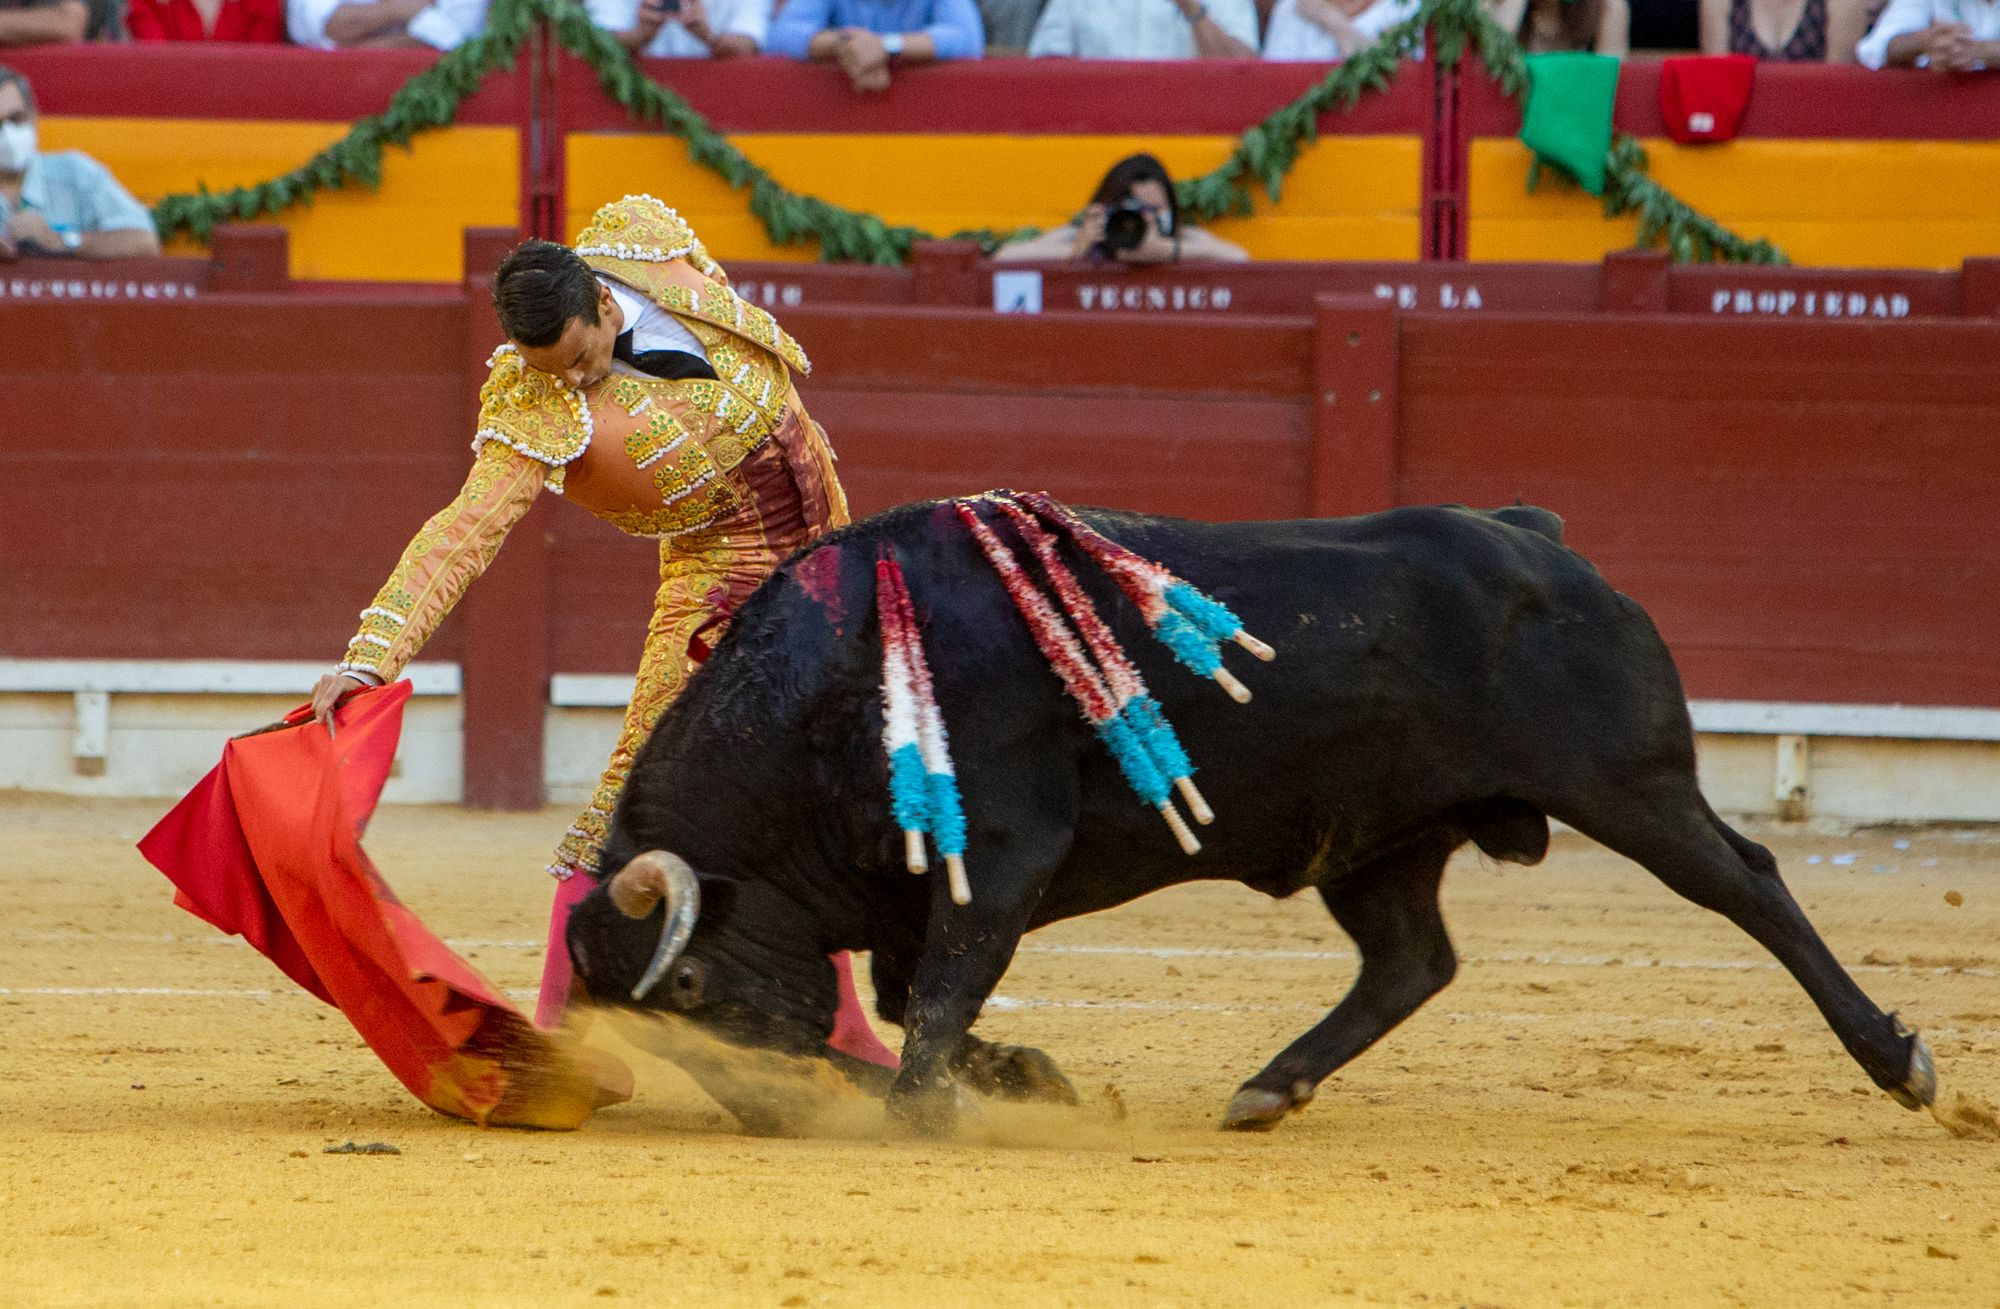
[573, 194, 727, 283]
[575, 194, 811, 378]
[469, 345, 593, 493]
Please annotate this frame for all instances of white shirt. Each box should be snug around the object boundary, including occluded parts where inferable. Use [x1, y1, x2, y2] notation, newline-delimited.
[287, 0, 488, 48]
[1027, 0, 1261, 57]
[601, 276, 713, 365]
[1856, 0, 2000, 66]
[584, 0, 772, 55]
[1261, 0, 1415, 59]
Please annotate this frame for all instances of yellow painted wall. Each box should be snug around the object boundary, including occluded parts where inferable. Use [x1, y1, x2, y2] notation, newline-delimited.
[1469, 138, 2000, 269]
[39, 117, 520, 282]
[48, 116, 1993, 277]
[566, 132, 1425, 262]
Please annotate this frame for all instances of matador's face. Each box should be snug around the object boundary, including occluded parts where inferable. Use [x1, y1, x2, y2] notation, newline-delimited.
[515, 282, 622, 392]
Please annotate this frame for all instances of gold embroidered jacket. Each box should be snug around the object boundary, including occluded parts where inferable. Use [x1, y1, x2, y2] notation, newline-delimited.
[337, 195, 833, 684]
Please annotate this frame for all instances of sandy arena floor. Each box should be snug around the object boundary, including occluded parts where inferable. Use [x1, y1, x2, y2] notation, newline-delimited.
[3, 793, 1997, 1308]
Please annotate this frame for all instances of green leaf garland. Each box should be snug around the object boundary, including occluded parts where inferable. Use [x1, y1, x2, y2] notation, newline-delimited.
[149, 0, 1785, 266]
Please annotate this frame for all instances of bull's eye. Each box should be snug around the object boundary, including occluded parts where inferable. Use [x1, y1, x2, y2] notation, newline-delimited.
[669, 959, 705, 1008]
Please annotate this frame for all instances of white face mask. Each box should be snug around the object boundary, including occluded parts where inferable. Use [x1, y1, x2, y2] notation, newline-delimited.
[0, 121, 37, 173]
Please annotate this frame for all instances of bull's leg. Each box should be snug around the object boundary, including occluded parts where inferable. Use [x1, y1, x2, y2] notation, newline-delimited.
[887, 921, 1031, 1134]
[869, 942, 916, 1030]
[873, 940, 1078, 1107]
[1564, 789, 1933, 1110]
[1223, 830, 1459, 1132]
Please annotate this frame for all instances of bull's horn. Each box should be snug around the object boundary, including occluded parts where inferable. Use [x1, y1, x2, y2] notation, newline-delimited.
[608, 850, 702, 1002]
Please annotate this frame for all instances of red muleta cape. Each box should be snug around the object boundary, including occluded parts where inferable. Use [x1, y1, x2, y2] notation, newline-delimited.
[138, 681, 630, 1129]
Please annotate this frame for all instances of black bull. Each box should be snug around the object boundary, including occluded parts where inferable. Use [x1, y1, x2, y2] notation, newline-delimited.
[565, 500, 1938, 1135]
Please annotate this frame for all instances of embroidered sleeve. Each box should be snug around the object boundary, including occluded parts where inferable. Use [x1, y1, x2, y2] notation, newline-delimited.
[337, 445, 546, 683]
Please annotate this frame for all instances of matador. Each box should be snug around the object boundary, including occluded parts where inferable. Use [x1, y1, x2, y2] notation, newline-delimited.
[310, 195, 891, 1060]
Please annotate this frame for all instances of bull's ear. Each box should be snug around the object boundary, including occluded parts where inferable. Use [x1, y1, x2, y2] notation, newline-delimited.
[695, 873, 739, 927]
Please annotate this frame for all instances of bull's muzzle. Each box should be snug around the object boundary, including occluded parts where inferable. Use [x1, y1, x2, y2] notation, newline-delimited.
[607, 850, 701, 1002]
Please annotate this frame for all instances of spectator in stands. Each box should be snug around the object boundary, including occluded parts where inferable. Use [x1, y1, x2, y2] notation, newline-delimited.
[0, 0, 86, 44]
[590, 0, 767, 55]
[0, 68, 162, 261]
[767, 0, 983, 92]
[1700, 0, 1867, 59]
[1026, 0, 1260, 56]
[1262, 0, 1414, 59]
[1856, 0, 1999, 66]
[993, 151, 1248, 262]
[130, 0, 286, 38]
[1489, 0, 1630, 52]
[979, 0, 1044, 50]
[289, 0, 487, 48]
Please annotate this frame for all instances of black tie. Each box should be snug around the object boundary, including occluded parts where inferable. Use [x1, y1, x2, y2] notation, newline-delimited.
[613, 329, 718, 381]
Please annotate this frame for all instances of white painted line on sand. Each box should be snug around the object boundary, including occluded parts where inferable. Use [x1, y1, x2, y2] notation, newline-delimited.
[5, 986, 1993, 1044]
[12, 932, 1992, 979]
[0, 986, 279, 997]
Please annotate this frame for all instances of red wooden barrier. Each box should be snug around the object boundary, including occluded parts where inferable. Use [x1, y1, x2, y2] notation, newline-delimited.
[548, 51, 1432, 137]
[547, 304, 1319, 673]
[2, 43, 530, 124]
[1458, 59, 2000, 141]
[727, 246, 2000, 320]
[1395, 312, 2000, 705]
[8, 231, 1998, 806]
[0, 288, 468, 664]
[976, 256, 1602, 316]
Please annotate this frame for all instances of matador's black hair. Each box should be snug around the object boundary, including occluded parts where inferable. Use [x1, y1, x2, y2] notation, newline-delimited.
[494, 240, 600, 348]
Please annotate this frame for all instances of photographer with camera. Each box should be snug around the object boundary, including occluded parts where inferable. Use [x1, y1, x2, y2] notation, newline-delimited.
[994, 152, 1249, 264]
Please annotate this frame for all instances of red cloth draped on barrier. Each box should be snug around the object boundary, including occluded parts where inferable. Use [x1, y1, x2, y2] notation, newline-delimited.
[138, 681, 631, 1129]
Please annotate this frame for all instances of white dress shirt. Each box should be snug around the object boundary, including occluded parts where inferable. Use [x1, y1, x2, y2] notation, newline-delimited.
[1856, 0, 2000, 66]
[1027, 0, 1261, 57]
[584, 0, 772, 55]
[601, 276, 713, 365]
[1261, 0, 1416, 59]
[287, 0, 488, 47]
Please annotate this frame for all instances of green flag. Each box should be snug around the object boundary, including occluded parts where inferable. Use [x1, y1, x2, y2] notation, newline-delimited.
[1521, 51, 1622, 196]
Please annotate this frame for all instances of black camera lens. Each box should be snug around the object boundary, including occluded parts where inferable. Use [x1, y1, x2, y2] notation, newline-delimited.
[1102, 201, 1151, 253]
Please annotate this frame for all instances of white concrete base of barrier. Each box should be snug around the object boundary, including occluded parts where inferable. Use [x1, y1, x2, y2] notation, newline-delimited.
[0, 661, 463, 806]
[1, 663, 1997, 826]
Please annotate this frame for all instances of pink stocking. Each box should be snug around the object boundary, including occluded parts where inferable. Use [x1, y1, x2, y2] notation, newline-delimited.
[534, 870, 597, 1030]
[828, 951, 899, 1068]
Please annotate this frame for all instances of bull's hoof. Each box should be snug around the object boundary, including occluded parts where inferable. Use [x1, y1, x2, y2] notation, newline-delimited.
[1221, 1081, 1315, 1133]
[886, 1076, 978, 1138]
[953, 1040, 1080, 1106]
[1887, 1033, 1937, 1111]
